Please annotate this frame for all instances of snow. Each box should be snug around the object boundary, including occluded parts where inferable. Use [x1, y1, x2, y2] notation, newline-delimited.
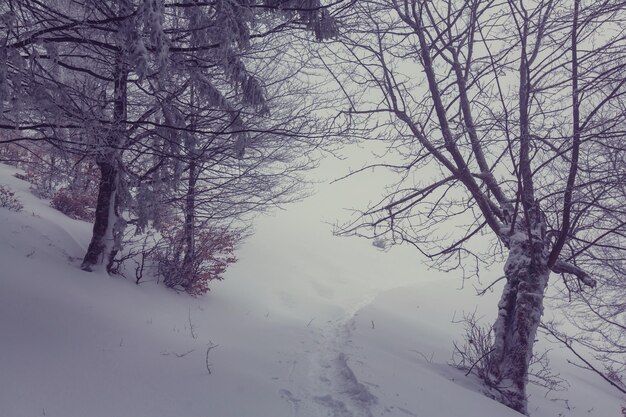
[0, 161, 623, 417]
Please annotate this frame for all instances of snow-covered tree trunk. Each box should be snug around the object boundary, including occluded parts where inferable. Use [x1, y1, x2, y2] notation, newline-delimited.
[81, 160, 121, 272]
[489, 216, 550, 415]
[180, 160, 197, 288]
[81, 51, 128, 273]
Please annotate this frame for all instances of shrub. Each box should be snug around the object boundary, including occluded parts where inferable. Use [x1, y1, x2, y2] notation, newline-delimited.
[50, 188, 97, 221]
[606, 366, 624, 387]
[452, 312, 568, 398]
[22, 161, 58, 198]
[451, 311, 495, 383]
[0, 143, 27, 166]
[154, 227, 239, 296]
[0, 185, 23, 212]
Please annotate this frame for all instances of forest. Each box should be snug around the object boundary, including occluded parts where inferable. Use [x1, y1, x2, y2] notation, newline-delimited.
[0, 1, 625, 416]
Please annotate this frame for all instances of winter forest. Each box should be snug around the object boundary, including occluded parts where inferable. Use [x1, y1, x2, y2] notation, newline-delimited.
[0, 0, 625, 416]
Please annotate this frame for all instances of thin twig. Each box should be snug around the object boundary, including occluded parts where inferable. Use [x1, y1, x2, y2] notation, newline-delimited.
[465, 348, 495, 377]
[188, 307, 197, 339]
[542, 325, 626, 395]
[476, 276, 506, 296]
[174, 349, 195, 358]
[206, 342, 219, 375]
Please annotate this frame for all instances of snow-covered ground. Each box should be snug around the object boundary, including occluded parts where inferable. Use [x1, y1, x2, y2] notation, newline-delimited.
[0, 160, 623, 417]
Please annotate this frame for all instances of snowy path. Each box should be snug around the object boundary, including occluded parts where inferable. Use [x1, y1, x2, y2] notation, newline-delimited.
[309, 321, 377, 417]
[280, 308, 378, 417]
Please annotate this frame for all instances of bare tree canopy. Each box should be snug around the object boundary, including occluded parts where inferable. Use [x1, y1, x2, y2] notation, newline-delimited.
[0, 0, 344, 281]
[325, 0, 626, 413]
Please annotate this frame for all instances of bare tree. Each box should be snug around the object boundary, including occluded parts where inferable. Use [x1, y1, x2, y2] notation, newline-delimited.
[1, 0, 342, 274]
[327, 0, 626, 413]
[128, 10, 337, 291]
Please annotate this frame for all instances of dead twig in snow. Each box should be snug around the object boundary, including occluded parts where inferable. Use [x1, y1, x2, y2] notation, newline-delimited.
[206, 341, 219, 374]
[161, 349, 195, 358]
[175, 349, 195, 358]
[188, 307, 197, 339]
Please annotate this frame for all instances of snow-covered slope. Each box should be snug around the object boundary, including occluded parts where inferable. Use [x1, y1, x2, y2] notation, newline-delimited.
[0, 162, 623, 417]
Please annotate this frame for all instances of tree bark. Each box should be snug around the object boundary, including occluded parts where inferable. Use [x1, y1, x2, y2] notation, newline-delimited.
[81, 49, 127, 273]
[181, 161, 197, 288]
[81, 160, 120, 272]
[489, 221, 550, 415]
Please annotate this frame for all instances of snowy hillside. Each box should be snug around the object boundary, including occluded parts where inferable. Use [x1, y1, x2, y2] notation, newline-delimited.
[0, 161, 623, 417]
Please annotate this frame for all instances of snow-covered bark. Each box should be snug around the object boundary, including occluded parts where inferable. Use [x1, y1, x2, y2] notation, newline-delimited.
[180, 159, 197, 289]
[489, 222, 550, 415]
[81, 160, 121, 272]
[81, 49, 129, 273]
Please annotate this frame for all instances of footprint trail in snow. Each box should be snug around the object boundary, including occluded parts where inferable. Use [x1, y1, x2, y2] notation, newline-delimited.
[281, 302, 378, 417]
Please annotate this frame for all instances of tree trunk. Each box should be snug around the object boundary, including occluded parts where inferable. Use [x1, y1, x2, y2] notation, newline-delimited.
[181, 161, 197, 289]
[181, 85, 197, 289]
[81, 49, 127, 273]
[81, 160, 120, 272]
[489, 227, 550, 415]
